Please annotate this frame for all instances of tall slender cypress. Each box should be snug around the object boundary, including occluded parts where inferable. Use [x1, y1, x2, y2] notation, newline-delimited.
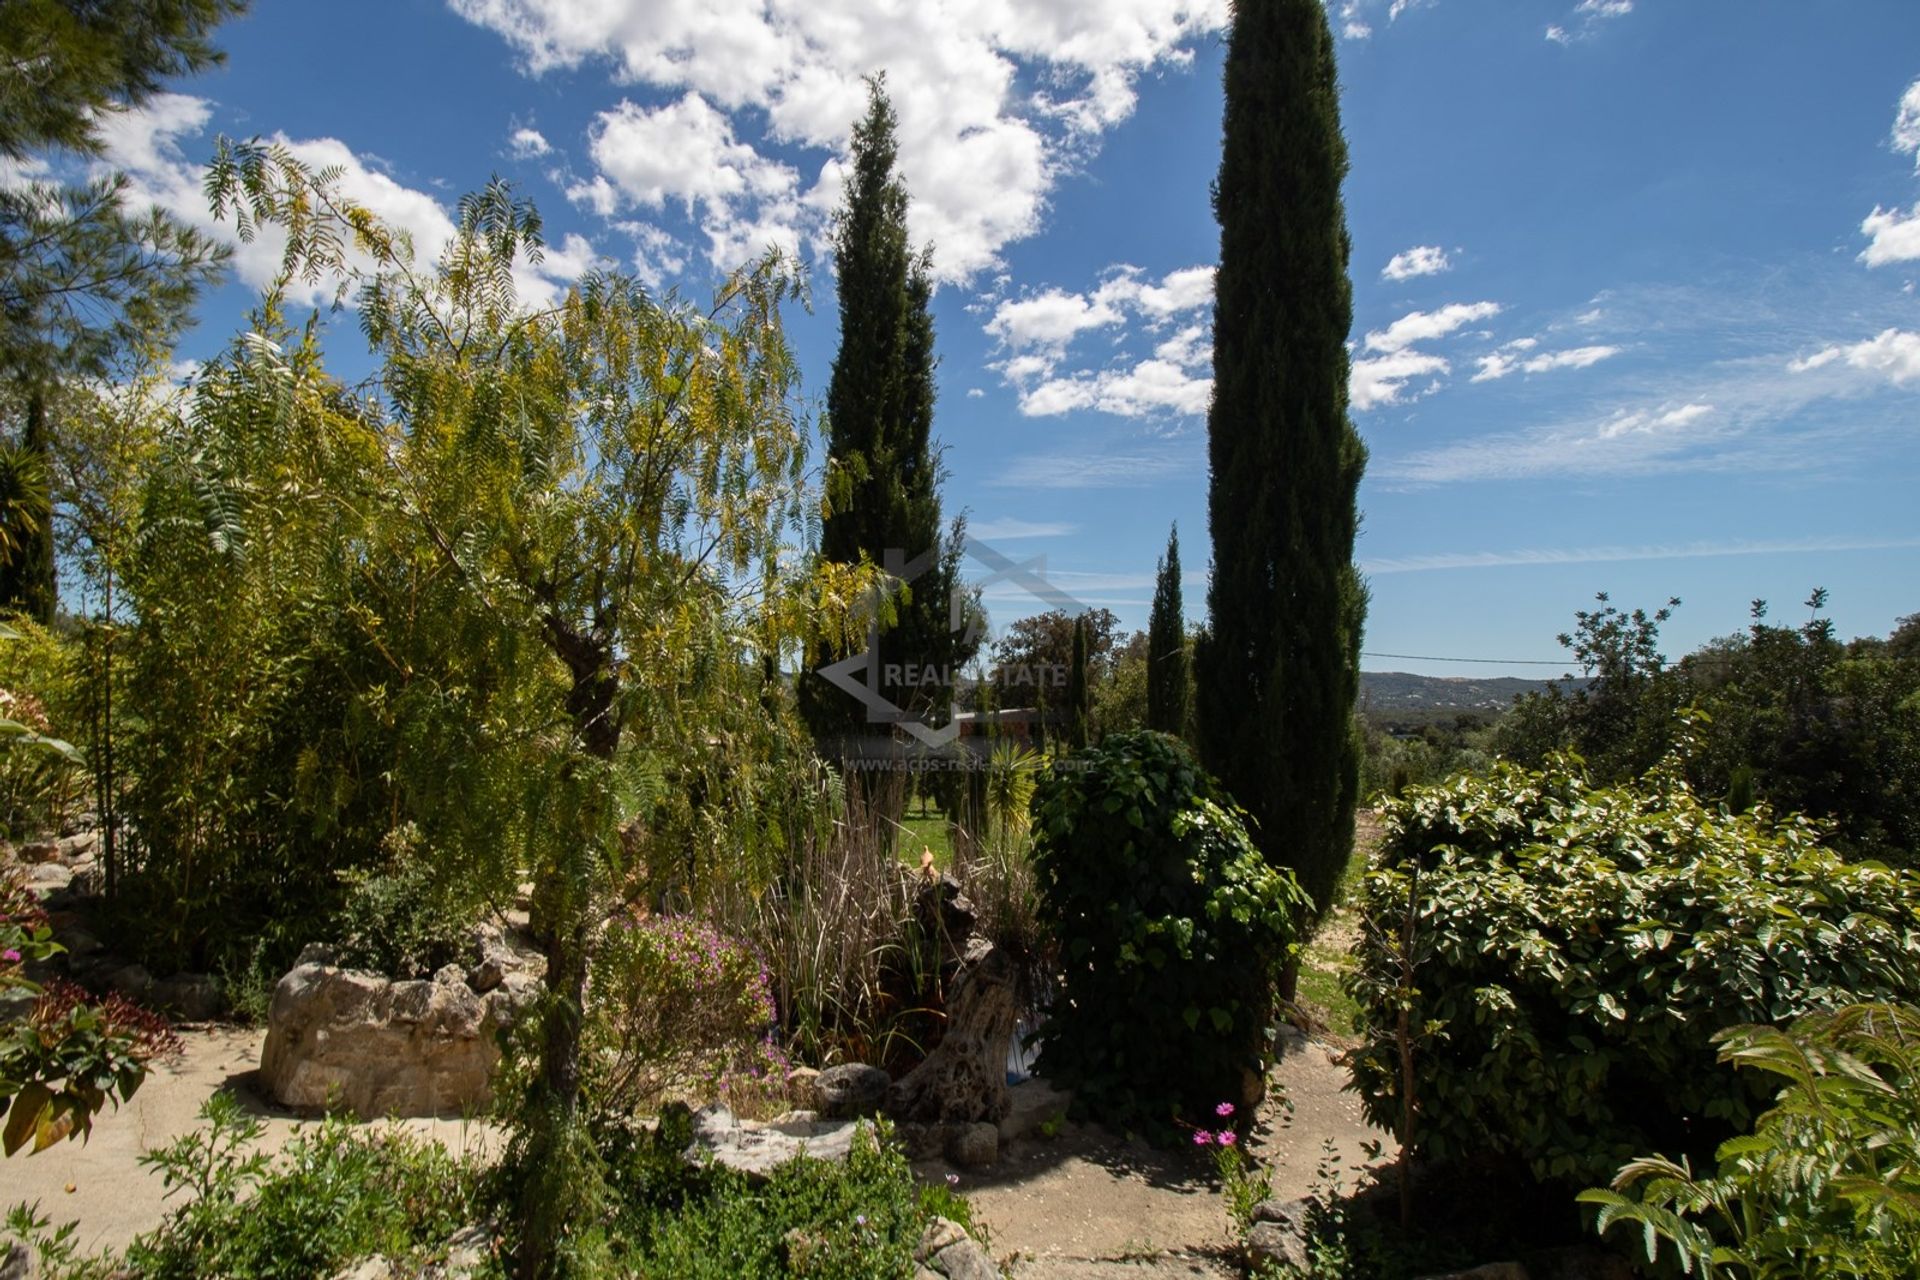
[1067, 613, 1091, 750]
[800, 78, 966, 749]
[1197, 0, 1369, 918]
[1146, 523, 1189, 736]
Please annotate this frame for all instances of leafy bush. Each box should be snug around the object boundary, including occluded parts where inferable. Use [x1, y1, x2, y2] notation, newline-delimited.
[3, 868, 179, 1157]
[333, 826, 484, 979]
[0, 617, 84, 838]
[618, 1118, 974, 1279]
[585, 912, 788, 1115]
[111, 1093, 483, 1279]
[1348, 749, 1920, 1187]
[1030, 730, 1308, 1135]
[1582, 1003, 1920, 1279]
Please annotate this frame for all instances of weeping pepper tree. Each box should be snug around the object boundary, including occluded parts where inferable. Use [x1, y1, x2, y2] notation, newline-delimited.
[206, 149, 871, 1277]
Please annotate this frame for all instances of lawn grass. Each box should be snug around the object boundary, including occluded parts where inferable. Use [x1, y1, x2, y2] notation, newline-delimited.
[894, 807, 955, 869]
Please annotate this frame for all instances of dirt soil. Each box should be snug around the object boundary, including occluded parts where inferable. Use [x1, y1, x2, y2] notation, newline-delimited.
[4, 1026, 502, 1258]
[920, 1033, 1395, 1278]
[7, 1027, 1388, 1277]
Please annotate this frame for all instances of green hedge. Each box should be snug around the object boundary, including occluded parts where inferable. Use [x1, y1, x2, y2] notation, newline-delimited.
[1348, 753, 1920, 1186]
[1031, 731, 1307, 1135]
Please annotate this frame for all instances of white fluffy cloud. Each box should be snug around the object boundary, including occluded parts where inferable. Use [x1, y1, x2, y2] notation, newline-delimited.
[1857, 82, 1920, 265]
[1546, 0, 1631, 42]
[509, 127, 551, 158]
[446, 0, 1227, 282]
[1350, 350, 1448, 410]
[1897, 79, 1920, 167]
[1472, 342, 1619, 382]
[1790, 328, 1920, 385]
[1381, 244, 1452, 281]
[986, 263, 1215, 417]
[1861, 203, 1920, 266]
[100, 93, 601, 310]
[1364, 301, 1501, 354]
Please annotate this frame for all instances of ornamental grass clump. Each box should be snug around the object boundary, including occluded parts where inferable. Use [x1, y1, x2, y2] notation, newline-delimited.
[1030, 731, 1307, 1138]
[1348, 746, 1920, 1189]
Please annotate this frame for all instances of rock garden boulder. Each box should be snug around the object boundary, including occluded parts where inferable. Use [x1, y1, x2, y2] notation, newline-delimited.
[260, 947, 540, 1118]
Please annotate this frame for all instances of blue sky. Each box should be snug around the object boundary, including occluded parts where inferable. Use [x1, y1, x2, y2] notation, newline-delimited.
[87, 0, 1920, 676]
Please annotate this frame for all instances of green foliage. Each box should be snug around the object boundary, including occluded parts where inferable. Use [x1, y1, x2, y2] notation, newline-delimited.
[0, 617, 84, 836]
[1348, 748, 1920, 1188]
[2, 867, 179, 1156]
[614, 1119, 974, 1279]
[1198, 0, 1367, 918]
[801, 78, 972, 748]
[1030, 731, 1308, 1134]
[585, 913, 786, 1116]
[1066, 613, 1091, 750]
[1147, 523, 1189, 737]
[107, 1093, 484, 1279]
[1496, 591, 1920, 864]
[1583, 1003, 1920, 1279]
[334, 829, 484, 979]
[1093, 629, 1150, 740]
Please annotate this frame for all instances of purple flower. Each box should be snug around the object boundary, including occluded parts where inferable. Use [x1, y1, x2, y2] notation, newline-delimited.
[1192, 1130, 1212, 1146]
[1, 948, 19, 964]
[855, 1215, 867, 1227]
[1215, 1102, 1235, 1118]
[945, 1173, 959, 1186]
[1216, 1130, 1237, 1147]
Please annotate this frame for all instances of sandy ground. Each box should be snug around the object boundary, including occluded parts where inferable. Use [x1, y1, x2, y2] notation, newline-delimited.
[7, 1026, 1386, 1276]
[925, 1034, 1394, 1279]
[4, 1026, 502, 1258]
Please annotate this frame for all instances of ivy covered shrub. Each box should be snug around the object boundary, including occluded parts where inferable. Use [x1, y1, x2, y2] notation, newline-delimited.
[1030, 730, 1307, 1135]
[1348, 751, 1920, 1187]
[1583, 1002, 1920, 1279]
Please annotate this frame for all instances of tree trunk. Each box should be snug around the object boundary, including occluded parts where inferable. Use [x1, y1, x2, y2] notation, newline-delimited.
[887, 934, 1018, 1125]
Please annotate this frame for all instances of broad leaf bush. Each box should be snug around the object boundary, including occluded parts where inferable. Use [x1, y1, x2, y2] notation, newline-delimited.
[1348, 750, 1920, 1186]
[1582, 1003, 1920, 1280]
[1031, 730, 1307, 1135]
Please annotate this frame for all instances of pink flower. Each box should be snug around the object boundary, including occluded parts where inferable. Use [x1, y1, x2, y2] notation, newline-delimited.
[1192, 1130, 1212, 1145]
[1216, 1130, 1237, 1146]
[1215, 1102, 1235, 1118]
[1, 948, 19, 963]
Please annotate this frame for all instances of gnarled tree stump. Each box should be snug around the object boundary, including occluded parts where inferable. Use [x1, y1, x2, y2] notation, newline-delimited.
[886, 934, 1018, 1124]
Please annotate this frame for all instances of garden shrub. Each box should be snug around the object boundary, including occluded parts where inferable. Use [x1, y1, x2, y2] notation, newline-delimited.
[1583, 1002, 1920, 1279]
[5, 1092, 484, 1279]
[1030, 730, 1308, 1135]
[616, 1118, 974, 1279]
[3, 867, 179, 1157]
[1348, 750, 1920, 1187]
[585, 912, 789, 1116]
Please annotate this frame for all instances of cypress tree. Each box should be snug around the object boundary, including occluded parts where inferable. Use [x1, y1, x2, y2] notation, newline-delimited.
[800, 78, 969, 753]
[1146, 523, 1189, 736]
[1067, 613, 1091, 750]
[1197, 0, 1369, 918]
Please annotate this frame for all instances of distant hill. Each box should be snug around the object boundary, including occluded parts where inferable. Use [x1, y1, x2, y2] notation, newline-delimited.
[1360, 670, 1563, 714]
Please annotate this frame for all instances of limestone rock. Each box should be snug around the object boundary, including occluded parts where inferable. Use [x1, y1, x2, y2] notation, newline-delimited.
[945, 1120, 999, 1168]
[813, 1062, 891, 1118]
[1251, 1197, 1309, 1228]
[17, 839, 59, 864]
[464, 923, 544, 994]
[0, 1239, 36, 1280]
[683, 1103, 866, 1179]
[56, 832, 98, 862]
[260, 958, 535, 1117]
[916, 1218, 969, 1261]
[1247, 1220, 1309, 1271]
[932, 1238, 1001, 1280]
[106, 963, 153, 999]
[24, 863, 71, 899]
[151, 972, 224, 1021]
